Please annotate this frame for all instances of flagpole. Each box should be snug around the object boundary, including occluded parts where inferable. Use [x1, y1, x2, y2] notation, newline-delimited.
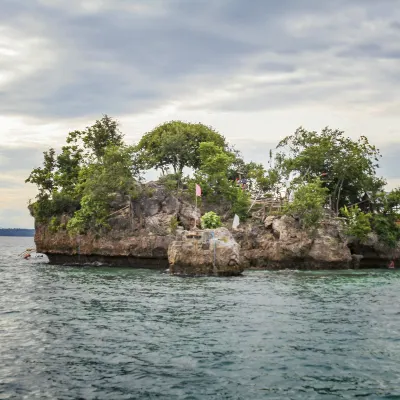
[195, 193, 197, 228]
[195, 184, 201, 229]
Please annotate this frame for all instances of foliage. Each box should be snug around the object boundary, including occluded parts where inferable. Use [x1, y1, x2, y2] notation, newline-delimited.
[53, 144, 84, 195]
[284, 179, 328, 228]
[365, 188, 400, 247]
[169, 215, 179, 234]
[340, 205, 372, 241]
[371, 214, 400, 248]
[26, 117, 137, 234]
[25, 148, 57, 198]
[157, 173, 181, 192]
[193, 142, 251, 220]
[30, 192, 80, 222]
[230, 187, 251, 220]
[68, 145, 137, 234]
[201, 211, 222, 229]
[49, 216, 60, 233]
[66, 114, 124, 160]
[135, 121, 227, 176]
[26, 116, 399, 249]
[67, 195, 110, 235]
[276, 127, 384, 214]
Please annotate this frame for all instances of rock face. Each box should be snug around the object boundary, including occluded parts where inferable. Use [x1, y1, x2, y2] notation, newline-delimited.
[233, 215, 353, 269]
[347, 233, 400, 268]
[168, 228, 243, 276]
[34, 182, 399, 270]
[35, 182, 200, 267]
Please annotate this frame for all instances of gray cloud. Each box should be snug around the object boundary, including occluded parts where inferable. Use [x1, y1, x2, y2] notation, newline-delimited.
[0, 0, 399, 119]
[0, 145, 46, 174]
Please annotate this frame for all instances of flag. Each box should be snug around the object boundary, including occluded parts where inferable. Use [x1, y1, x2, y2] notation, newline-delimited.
[232, 214, 240, 229]
[195, 184, 202, 197]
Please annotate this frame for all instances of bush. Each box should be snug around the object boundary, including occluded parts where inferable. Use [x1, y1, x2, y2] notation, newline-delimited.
[67, 195, 109, 235]
[372, 214, 400, 248]
[158, 173, 181, 192]
[284, 179, 328, 229]
[229, 186, 251, 221]
[169, 215, 179, 234]
[201, 211, 222, 229]
[31, 192, 80, 222]
[340, 205, 372, 242]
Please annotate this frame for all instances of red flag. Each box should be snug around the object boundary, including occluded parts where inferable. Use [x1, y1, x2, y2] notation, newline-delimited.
[195, 184, 202, 197]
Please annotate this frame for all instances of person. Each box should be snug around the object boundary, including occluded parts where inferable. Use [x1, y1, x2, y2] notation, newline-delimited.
[388, 260, 395, 269]
[23, 253, 31, 260]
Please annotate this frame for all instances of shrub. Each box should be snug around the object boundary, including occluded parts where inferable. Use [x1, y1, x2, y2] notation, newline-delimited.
[201, 211, 222, 229]
[372, 214, 400, 248]
[229, 186, 251, 221]
[169, 215, 179, 234]
[340, 205, 372, 242]
[30, 192, 80, 222]
[158, 173, 181, 192]
[284, 179, 328, 229]
[49, 216, 60, 233]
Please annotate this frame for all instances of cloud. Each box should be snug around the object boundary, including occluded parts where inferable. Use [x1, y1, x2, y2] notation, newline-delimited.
[0, 144, 46, 173]
[1, 0, 400, 226]
[0, 0, 399, 120]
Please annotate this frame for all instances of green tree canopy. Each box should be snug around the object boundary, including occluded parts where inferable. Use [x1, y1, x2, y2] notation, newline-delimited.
[276, 127, 385, 214]
[67, 145, 137, 234]
[192, 142, 251, 220]
[25, 148, 57, 198]
[26, 116, 137, 233]
[135, 121, 227, 175]
[66, 114, 124, 161]
[284, 178, 329, 229]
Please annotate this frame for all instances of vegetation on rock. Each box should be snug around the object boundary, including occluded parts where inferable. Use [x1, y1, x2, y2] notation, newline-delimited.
[201, 212, 222, 229]
[340, 205, 372, 242]
[26, 116, 400, 248]
[284, 179, 328, 229]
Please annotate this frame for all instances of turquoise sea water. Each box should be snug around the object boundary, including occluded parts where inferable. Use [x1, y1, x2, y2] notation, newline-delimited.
[1, 236, 400, 399]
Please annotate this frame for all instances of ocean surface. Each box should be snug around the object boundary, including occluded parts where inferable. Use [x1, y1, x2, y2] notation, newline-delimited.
[1, 236, 400, 400]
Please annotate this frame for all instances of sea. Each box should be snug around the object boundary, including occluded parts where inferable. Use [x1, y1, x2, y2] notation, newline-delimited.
[1, 236, 400, 399]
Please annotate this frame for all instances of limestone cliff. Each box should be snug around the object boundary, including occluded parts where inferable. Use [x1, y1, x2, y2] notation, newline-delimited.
[168, 228, 242, 276]
[233, 215, 352, 269]
[35, 182, 200, 267]
[34, 183, 399, 269]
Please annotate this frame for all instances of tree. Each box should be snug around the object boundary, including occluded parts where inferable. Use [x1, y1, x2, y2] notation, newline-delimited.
[54, 144, 84, 196]
[340, 205, 372, 242]
[26, 116, 136, 231]
[276, 127, 384, 215]
[284, 179, 328, 228]
[66, 115, 124, 160]
[67, 145, 137, 234]
[192, 142, 251, 220]
[135, 121, 227, 176]
[25, 148, 57, 198]
[369, 188, 400, 247]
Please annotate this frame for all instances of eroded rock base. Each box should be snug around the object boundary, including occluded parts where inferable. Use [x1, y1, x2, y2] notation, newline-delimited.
[46, 253, 168, 268]
[168, 228, 243, 276]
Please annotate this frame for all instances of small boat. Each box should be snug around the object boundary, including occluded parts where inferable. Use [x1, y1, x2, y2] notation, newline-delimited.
[18, 248, 45, 260]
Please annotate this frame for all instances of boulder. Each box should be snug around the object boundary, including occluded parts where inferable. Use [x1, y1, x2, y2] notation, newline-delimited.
[178, 203, 201, 230]
[347, 232, 400, 268]
[234, 216, 352, 269]
[168, 227, 243, 276]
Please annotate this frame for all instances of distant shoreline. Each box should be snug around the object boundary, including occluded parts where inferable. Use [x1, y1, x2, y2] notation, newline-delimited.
[0, 229, 35, 237]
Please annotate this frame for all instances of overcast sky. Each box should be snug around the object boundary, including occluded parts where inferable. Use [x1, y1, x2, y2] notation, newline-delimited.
[1, 0, 400, 228]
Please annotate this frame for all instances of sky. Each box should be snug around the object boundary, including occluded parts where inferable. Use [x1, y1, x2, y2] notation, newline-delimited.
[1, 0, 400, 228]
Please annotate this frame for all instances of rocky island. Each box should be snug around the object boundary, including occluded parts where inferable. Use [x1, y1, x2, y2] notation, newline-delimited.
[27, 116, 400, 274]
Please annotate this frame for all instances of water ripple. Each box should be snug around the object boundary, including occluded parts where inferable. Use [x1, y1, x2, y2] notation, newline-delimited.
[1, 237, 400, 399]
